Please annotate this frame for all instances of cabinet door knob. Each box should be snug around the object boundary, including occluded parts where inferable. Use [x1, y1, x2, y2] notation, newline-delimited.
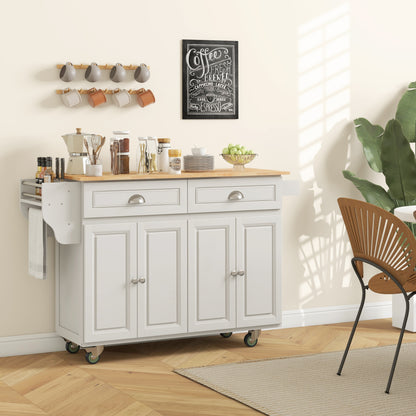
[230, 271, 238, 277]
[228, 190, 244, 201]
[128, 194, 146, 205]
[237, 270, 245, 276]
[131, 277, 146, 284]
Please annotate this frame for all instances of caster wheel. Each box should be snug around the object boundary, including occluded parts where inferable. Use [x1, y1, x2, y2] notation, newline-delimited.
[85, 352, 100, 364]
[220, 332, 233, 338]
[244, 333, 258, 347]
[65, 341, 80, 354]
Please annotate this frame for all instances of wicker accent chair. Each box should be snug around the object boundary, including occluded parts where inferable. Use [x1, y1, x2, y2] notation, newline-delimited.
[337, 197, 416, 393]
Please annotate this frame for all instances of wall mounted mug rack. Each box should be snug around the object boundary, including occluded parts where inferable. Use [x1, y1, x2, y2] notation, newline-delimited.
[57, 63, 151, 83]
[56, 63, 149, 70]
[57, 88, 156, 108]
[56, 88, 146, 95]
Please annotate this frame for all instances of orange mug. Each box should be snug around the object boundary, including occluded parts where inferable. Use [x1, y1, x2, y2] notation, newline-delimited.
[136, 88, 155, 107]
[88, 88, 107, 107]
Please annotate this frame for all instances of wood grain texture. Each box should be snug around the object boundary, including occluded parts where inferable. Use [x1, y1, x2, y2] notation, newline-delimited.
[1, 319, 414, 415]
[64, 168, 290, 182]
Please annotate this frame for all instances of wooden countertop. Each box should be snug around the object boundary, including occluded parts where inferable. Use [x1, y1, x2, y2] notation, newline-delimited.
[64, 168, 290, 182]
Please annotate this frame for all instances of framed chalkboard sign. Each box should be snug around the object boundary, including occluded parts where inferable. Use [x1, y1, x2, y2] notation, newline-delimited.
[182, 39, 238, 119]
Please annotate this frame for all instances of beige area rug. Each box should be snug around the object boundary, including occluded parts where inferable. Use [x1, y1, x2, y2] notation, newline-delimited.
[175, 343, 416, 416]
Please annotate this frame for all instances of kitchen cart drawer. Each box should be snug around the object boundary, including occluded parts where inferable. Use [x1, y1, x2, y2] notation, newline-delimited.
[83, 180, 187, 218]
[188, 177, 282, 213]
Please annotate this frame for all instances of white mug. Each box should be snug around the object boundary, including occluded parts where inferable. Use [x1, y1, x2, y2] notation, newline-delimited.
[61, 88, 81, 107]
[113, 88, 130, 107]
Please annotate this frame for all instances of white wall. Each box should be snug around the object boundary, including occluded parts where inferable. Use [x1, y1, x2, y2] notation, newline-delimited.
[0, 0, 412, 337]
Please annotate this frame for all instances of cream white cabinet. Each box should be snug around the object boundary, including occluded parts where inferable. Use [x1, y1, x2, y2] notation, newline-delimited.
[188, 216, 236, 332]
[21, 171, 292, 363]
[188, 213, 280, 333]
[236, 214, 280, 328]
[137, 218, 187, 337]
[83, 218, 187, 344]
[84, 222, 138, 343]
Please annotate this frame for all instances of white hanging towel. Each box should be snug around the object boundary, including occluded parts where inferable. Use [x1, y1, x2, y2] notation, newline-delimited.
[28, 207, 46, 279]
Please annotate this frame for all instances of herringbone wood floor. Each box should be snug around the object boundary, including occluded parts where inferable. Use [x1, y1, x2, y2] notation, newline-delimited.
[1, 319, 416, 416]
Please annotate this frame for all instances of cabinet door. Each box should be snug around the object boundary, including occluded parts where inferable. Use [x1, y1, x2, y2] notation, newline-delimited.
[84, 222, 138, 343]
[188, 216, 236, 332]
[137, 219, 187, 337]
[236, 213, 281, 327]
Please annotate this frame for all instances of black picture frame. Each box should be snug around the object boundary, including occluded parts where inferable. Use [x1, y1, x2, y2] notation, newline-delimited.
[182, 39, 239, 119]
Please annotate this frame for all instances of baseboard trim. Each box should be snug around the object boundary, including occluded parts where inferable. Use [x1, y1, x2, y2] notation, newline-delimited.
[0, 302, 392, 357]
[0, 332, 65, 358]
[282, 301, 392, 328]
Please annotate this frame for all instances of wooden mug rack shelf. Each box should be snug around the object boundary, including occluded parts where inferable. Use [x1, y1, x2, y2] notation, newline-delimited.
[56, 88, 145, 95]
[56, 64, 149, 70]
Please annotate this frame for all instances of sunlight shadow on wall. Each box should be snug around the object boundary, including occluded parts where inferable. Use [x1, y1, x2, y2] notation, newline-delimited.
[297, 3, 353, 308]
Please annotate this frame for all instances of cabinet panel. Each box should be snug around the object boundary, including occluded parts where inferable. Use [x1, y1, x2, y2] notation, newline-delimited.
[188, 177, 281, 213]
[138, 219, 187, 337]
[236, 214, 281, 327]
[188, 217, 236, 332]
[83, 180, 187, 218]
[84, 223, 137, 343]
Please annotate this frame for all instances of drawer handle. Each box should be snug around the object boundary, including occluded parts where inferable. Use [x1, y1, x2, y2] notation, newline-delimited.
[230, 271, 238, 277]
[128, 194, 146, 205]
[228, 190, 244, 201]
[237, 270, 245, 276]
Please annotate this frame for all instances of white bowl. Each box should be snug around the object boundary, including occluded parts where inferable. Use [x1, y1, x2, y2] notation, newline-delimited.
[191, 147, 207, 156]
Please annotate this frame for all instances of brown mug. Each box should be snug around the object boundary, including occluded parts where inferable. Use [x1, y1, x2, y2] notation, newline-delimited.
[136, 88, 155, 107]
[88, 88, 107, 107]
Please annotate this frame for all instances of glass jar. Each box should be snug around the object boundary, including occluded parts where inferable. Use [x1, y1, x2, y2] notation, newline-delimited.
[158, 138, 171, 172]
[111, 131, 130, 174]
[168, 149, 182, 174]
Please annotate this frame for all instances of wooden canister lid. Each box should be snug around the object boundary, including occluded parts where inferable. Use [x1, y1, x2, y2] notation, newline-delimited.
[158, 138, 171, 143]
[168, 149, 181, 157]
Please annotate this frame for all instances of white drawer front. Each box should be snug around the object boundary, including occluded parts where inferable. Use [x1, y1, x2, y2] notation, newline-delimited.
[188, 177, 282, 213]
[83, 180, 187, 218]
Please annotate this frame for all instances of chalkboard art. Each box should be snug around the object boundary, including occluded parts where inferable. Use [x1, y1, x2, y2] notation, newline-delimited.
[182, 39, 238, 119]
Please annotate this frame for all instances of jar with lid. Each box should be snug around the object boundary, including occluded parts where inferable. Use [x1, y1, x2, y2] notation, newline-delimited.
[110, 131, 130, 174]
[168, 149, 182, 174]
[157, 138, 171, 173]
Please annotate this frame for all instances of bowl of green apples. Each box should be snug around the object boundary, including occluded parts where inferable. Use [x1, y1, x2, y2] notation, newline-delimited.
[221, 144, 257, 170]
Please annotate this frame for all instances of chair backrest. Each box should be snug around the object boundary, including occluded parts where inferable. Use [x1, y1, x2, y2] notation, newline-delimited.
[338, 198, 416, 284]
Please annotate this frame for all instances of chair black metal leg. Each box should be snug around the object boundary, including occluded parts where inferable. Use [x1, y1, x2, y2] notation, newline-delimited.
[337, 278, 366, 376]
[385, 293, 410, 394]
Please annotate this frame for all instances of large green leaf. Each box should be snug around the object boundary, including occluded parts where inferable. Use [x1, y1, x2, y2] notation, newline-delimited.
[381, 119, 416, 204]
[395, 81, 416, 142]
[354, 118, 384, 172]
[342, 170, 396, 211]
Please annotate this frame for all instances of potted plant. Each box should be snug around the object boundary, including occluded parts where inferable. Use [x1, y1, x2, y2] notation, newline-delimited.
[343, 82, 416, 234]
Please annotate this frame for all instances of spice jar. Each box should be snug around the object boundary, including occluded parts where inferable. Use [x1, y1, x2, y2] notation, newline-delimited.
[158, 138, 171, 173]
[168, 149, 182, 174]
[119, 138, 130, 174]
[111, 131, 130, 174]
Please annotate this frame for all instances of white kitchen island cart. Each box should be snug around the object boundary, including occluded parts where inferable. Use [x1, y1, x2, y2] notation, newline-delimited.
[21, 169, 293, 364]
